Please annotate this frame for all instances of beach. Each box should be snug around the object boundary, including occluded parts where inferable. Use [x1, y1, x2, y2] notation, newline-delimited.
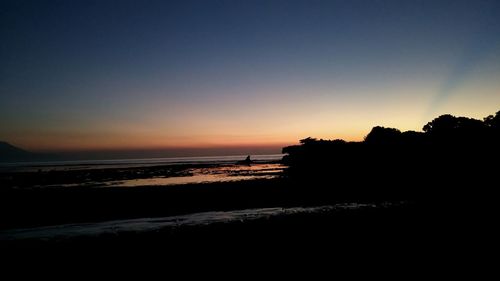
[0, 154, 417, 248]
[0, 152, 490, 261]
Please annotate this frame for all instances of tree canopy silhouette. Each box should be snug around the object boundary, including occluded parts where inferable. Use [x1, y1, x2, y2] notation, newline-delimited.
[282, 109, 500, 185]
[484, 110, 500, 130]
[364, 126, 402, 145]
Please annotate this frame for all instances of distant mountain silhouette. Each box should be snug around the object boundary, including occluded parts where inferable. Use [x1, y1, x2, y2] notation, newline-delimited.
[0, 141, 40, 163]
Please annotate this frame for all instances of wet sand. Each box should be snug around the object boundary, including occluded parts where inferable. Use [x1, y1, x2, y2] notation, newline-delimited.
[2, 200, 427, 252]
[0, 161, 488, 259]
[0, 162, 284, 188]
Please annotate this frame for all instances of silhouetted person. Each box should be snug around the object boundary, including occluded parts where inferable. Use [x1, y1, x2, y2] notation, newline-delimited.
[237, 155, 253, 165]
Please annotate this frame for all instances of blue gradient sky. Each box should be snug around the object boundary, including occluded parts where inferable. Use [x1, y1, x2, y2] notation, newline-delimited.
[1, 0, 500, 152]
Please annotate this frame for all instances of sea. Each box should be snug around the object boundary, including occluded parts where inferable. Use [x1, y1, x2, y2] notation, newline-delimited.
[0, 154, 283, 170]
[0, 154, 285, 187]
[0, 154, 399, 242]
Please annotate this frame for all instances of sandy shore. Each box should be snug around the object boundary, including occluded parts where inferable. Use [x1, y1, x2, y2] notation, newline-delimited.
[0, 160, 489, 258]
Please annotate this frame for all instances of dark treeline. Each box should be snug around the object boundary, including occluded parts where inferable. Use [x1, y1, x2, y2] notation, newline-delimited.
[282, 110, 500, 202]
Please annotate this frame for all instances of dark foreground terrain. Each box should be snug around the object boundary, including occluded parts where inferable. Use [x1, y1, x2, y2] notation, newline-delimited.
[0, 177, 409, 230]
[0, 175, 491, 260]
[1, 110, 498, 265]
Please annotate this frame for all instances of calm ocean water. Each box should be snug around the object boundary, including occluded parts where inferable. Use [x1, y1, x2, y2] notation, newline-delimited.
[0, 154, 284, 172]
[0, 154, 286, 187]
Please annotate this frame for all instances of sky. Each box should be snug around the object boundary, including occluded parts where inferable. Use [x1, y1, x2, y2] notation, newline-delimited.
[1, 0, 500, 154]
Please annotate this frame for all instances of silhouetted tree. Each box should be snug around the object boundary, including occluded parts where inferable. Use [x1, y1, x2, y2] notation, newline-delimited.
[331, 139, 347, 145]
[400, 130, 427, 145]
[364, 126, 401, 144]
[484, 110, 500, 129]
[422, 114, 488, 145]
[422, 114, 458, 134]
[282, 109, 499, 184]
[300, 137, 318, 145]
[423, 115, 485, 134]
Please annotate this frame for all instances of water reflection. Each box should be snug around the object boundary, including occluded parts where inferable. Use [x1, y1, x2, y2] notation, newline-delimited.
[112, 174, 277, 187]
[108, 163, 284, 187]
[0, 203, 384, 241]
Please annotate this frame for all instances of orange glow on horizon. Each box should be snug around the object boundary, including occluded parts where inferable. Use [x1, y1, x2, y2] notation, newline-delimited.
[12, 132, 367, 153]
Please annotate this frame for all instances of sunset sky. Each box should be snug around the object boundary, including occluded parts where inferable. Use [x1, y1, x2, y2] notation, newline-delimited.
[1, 0, 500, 154]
